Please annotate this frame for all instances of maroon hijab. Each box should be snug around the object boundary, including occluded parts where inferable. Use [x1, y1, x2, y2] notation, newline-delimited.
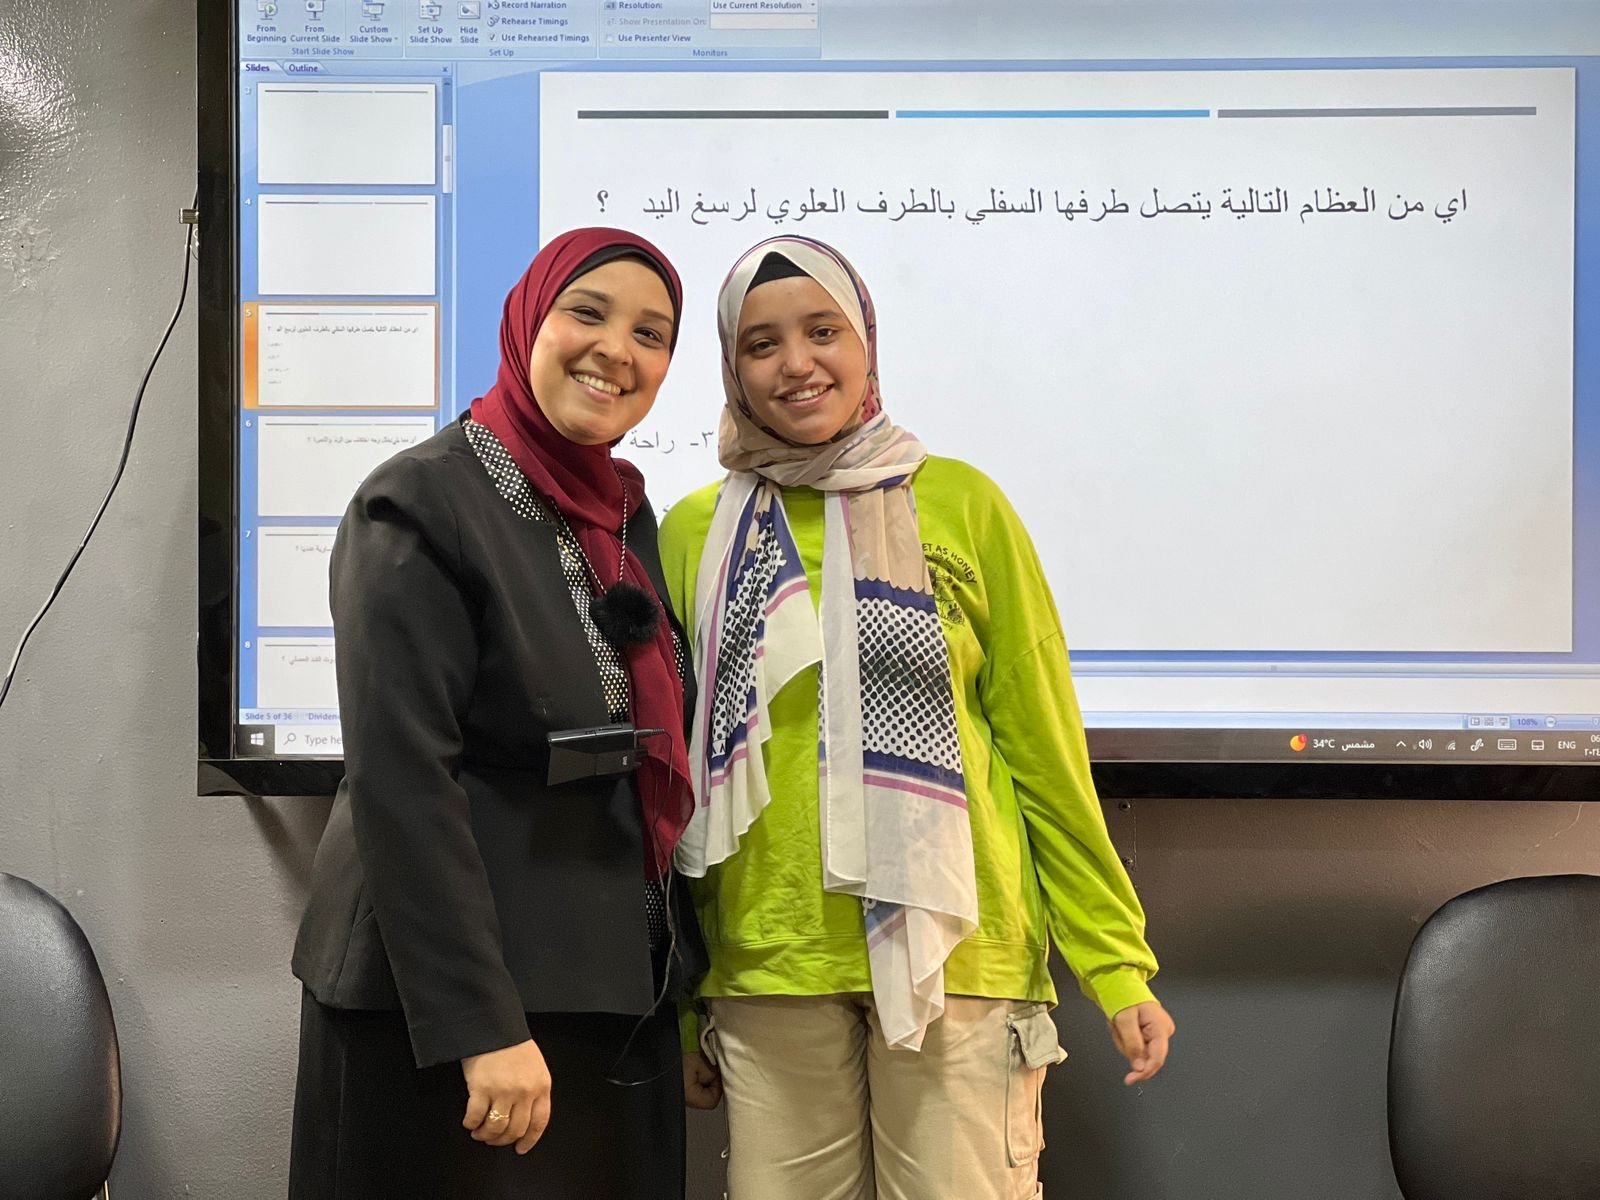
[470, 228, 690, 877]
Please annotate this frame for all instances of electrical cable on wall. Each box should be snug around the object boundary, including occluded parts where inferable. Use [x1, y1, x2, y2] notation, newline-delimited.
[0, 195, 200, 715]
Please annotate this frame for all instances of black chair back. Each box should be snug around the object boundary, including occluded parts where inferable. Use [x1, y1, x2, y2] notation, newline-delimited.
[1389, 873, 1600, 1200]
[0, 873, 122, 1199]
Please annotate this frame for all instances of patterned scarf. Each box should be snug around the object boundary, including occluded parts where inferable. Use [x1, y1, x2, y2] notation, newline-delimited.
[674, 237, 977, 1051]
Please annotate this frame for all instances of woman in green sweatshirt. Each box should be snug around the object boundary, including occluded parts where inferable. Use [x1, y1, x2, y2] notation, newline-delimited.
[661, 235, 1174, 1200]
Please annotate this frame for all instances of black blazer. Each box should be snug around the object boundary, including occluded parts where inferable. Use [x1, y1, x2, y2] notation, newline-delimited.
[292, 419, 707, 1068]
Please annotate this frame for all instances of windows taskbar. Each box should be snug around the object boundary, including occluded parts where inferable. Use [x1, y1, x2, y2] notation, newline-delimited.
[199, 737, 1597, 804]
[1087, 727, 1600, 765]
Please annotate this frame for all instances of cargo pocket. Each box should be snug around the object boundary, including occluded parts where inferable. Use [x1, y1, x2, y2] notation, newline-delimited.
[1004, 1004, 1067, 1168]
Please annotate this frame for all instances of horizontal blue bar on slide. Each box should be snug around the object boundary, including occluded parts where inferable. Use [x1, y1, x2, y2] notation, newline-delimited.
[894, 109, 1211, 118]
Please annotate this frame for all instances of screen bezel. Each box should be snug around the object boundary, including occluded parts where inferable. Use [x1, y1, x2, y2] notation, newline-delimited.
[195, 1, 1595, 801]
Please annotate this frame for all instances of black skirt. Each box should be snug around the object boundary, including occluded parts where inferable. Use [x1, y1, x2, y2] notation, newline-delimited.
[288, 992, 685, 1200]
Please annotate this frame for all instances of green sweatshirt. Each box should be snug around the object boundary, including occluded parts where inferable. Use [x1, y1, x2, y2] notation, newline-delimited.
[660, 456, 1157, 1041]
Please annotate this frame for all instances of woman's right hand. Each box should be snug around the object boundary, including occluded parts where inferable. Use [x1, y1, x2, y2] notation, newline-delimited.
[461, 1039, 552, 1154]
[683, 1050, 724, 1110]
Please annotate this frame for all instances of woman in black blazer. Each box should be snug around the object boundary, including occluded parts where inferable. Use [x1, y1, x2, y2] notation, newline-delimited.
[288, 228, 710, 1199]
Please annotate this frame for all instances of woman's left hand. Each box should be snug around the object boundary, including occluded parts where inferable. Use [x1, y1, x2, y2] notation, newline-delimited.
[1107, 1000, 1175, 1086]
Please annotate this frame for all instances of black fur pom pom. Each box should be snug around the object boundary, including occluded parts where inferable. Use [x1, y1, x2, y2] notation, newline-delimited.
[591, 581, 661, 648]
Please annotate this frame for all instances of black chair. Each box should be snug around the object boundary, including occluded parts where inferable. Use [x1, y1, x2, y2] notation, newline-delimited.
[0, 873, 122, 1200]
[1388, 873, 1600, 1200]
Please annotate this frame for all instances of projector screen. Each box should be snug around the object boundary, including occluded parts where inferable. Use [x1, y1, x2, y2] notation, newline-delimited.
[200, 0, 1600, 788]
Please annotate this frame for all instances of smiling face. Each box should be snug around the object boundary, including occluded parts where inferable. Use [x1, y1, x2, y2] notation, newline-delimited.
[733, 275, 869, 446]
[526, 257, 675, 446]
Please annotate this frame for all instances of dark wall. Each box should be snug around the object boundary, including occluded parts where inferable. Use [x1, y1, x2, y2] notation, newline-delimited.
[1037, 798, 1597, 1199]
